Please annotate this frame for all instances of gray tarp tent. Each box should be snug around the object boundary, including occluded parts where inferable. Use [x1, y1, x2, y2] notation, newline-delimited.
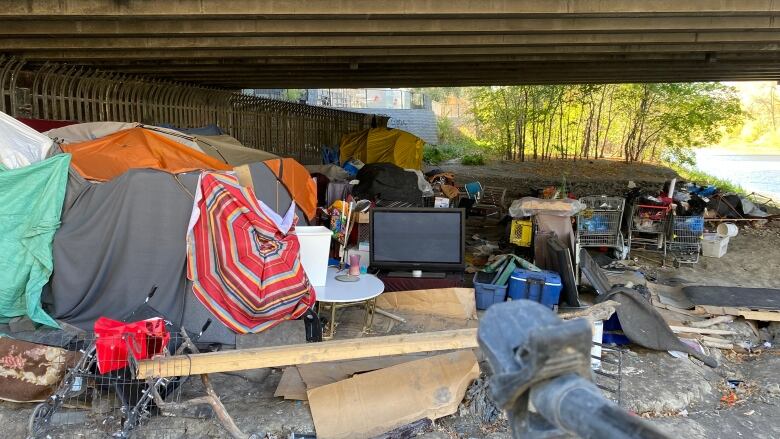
[44, 160, 308, 345]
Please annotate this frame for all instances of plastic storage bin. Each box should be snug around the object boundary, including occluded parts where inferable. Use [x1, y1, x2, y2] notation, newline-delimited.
[702, 233, 729, 258]
[296, 226, 332, 286]
[473, 271, 508, 310]
[508, 268, 562, 308]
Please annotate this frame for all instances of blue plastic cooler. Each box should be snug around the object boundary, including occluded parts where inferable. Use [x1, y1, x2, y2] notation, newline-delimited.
[508, 268, 562, 308]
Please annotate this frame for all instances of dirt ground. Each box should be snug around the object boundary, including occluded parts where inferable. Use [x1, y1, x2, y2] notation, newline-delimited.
[441, 158, 677, 199]
[3, 160, 779, 438]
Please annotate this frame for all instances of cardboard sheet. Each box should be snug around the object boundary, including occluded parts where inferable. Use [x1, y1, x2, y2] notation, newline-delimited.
[307, 350, 479, 439]
[274, 367, 308, 401]
[296, 354, 429, 390]
[375, 288, 477, 320]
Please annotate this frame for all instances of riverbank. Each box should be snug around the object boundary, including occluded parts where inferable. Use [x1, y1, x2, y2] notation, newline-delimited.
[693, 148, 780, 201]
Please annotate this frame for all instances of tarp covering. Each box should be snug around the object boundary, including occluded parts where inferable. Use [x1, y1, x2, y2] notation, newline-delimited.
[187, 172, 315, 333]
[339, 127, 424, 170]
[0, 111, 55, 169]
[44, 169, 198, 330]
[352, 162, 422, 204]
[196, 134, 278, 166]
[62, 127, 231, 181]
[175, 124, 223, 136]
[44, 165, 314, 334]
[45, 122, 203, 152]
[0, 154, 70, 327]
[305, 164, 350, 182]
[262, 158, 318, 221]
[45, 121, 135, 143]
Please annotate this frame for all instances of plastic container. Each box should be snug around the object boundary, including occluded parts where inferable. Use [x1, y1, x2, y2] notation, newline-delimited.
[702, 233, 729, 258]
[507, 268, 562, 308]
[473, 271, 508, 310]
[510, 219, 533, 247]
[591, 320, 604, 370]
[602, 314, 630, 345]
[296, 226, 332, 286]
[717, 222, 739, 238]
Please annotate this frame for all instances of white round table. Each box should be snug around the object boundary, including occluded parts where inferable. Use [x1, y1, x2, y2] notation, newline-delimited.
[315, 267, 385, 338]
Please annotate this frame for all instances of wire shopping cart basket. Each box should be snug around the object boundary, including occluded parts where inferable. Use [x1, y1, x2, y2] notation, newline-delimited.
[577, 196, 626, 249]
[666, 215, 704, 265]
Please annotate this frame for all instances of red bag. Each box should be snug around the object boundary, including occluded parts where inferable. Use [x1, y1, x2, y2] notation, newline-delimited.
[94, 317, 170, 374]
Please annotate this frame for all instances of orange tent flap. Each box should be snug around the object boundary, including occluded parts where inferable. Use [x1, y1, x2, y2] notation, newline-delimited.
[263, 158, 317, 221]
[62, 127, 231, 181]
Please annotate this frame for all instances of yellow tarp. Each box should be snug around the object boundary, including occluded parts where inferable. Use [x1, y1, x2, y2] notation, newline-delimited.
[339, 127, 424, 170]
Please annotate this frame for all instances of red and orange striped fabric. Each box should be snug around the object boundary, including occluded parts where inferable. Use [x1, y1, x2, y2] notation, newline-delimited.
[187, 172, 315, 333]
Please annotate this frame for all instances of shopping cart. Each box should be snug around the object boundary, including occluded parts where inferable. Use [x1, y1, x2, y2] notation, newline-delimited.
[28, 287, 212, 439]
[577, 196, 625, 249]
[666, 215, 704, 265]
[627, 204, 672, 257]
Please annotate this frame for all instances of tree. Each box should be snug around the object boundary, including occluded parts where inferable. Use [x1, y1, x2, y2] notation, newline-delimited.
[437, 82, 743, 164]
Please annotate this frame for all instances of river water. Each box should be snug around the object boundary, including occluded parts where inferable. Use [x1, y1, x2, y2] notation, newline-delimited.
[694, 149, 780, 200]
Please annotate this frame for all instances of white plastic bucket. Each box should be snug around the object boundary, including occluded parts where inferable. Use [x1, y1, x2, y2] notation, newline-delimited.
[296, 226, 332, 286]
[717, 223, 739, 238]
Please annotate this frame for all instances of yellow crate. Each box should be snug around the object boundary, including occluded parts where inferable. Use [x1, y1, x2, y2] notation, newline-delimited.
[510, 219, 533, 247]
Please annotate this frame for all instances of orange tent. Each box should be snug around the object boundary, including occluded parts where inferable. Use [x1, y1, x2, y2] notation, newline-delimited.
[263, 158, 317, 221]
[62, 127, 232, 181]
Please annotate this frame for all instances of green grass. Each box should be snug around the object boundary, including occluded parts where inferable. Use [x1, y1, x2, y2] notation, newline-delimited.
[668, 162, 746, 195]
[461, 152, 486, 166]
[423, 144, 464, 165]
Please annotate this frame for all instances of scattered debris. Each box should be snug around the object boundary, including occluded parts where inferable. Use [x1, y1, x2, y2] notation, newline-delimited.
[558, 300, 619, 322]
[458, 377, 503, 425]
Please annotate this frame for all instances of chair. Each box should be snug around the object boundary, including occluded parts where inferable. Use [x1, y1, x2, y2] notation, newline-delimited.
[460, 182, 507, 218]
[464, 181, 483, 200]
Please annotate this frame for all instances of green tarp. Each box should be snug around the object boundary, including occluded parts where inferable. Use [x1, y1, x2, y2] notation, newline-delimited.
[0, 154, 70, 327]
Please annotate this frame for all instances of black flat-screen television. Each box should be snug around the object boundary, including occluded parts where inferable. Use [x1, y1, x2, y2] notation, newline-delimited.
[369, 207, 465, 272]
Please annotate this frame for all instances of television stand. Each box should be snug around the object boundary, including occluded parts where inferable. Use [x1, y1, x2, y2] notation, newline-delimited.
[387, 271, 447, 279]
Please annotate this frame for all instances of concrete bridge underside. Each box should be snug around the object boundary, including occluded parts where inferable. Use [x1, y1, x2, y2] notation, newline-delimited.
[3, 1, 780, 87]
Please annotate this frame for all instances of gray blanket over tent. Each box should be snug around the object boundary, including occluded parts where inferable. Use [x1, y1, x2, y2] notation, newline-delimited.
[44, 162, 309, 345]
[43, 169, 197, 332]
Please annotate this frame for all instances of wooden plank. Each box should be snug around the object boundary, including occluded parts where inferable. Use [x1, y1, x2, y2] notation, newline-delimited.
[696, 305, 780, 322]
[654, 302, 707, 318]
[689, 315, 734, 328]
[696, 305, 741, 316]
[669, 325, 736, 335]
[136, 328, 478, 379]
[738, 310, 780, 322]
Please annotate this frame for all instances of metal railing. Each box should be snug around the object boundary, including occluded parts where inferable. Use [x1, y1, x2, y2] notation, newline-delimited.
[0, 57, 384, 165]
